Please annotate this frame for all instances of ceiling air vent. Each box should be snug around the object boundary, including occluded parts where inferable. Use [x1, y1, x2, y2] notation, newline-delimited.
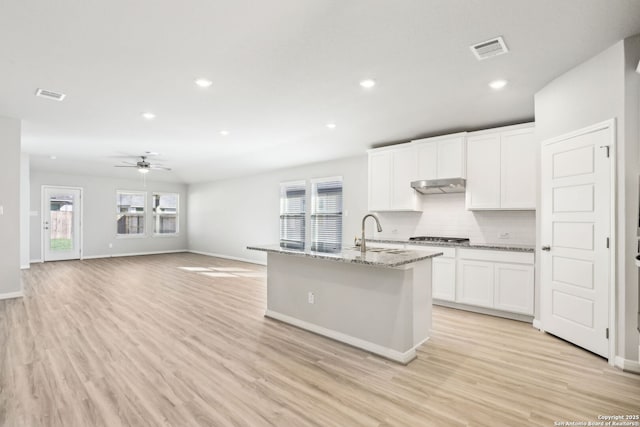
[470, 36, 509, 61]
[35, 88, 66, 101]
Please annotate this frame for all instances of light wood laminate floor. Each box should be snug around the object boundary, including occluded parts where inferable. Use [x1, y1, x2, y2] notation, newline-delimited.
[1, 253, 639, 426]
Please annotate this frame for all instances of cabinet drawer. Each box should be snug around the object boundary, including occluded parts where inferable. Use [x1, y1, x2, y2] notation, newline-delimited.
[458, 248, 533, 264]
[407, 244, 455, 258]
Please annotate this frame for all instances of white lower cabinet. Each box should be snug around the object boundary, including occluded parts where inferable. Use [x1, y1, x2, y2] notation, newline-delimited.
[457, 249, 535, 315]
[372, 243, 535, 316]
[493, 263, 534, 315]
[408, 245, 456, 302]
[432, 258, 456, 301]
[457, 260, 494, 308]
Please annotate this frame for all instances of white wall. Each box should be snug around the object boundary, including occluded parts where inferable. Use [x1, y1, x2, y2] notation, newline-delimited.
[188, 152, 536, 267]
[0, 116, 22, 298]
[30, 171, 188, 260]
[188, 155, 369, 264]
[20, 153, 30, 269]
[534, 35, 640, 362]
[375, 193, 535, 246]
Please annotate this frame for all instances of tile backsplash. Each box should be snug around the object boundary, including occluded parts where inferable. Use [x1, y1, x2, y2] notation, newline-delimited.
[374, 193, 536, 246]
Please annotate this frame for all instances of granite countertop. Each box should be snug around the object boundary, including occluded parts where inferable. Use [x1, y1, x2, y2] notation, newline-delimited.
[247, 244, 443, 268]
[367, 238, 535, 253]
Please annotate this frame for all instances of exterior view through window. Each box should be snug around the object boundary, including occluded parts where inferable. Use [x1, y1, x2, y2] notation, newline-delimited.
[116, 191, 146, 236]
[153, 193, 179, 234]
[279, 181, 306, 250]
[311, 177, 343, 253]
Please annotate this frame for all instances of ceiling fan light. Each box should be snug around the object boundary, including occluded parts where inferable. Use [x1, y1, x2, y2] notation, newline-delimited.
[138, 168, 150, 174]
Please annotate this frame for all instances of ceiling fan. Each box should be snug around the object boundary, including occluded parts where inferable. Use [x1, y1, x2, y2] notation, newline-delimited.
[114, 155, 171, 174]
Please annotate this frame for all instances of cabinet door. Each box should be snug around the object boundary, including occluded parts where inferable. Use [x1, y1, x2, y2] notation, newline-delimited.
[457, 259, 494, 308]
[368, 151, 391, 211]
[417, 142, 438, 180]
[466, 134, 501, 209]
[437, 137, 465, 179]
[500, 128, 536, 209]
[391, 147, 419, 210]
[494, 263, 534, 314]
[432, 257, 456, 301]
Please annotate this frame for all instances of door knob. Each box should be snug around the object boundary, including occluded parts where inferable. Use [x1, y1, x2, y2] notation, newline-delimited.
[541, 245, 551, 252]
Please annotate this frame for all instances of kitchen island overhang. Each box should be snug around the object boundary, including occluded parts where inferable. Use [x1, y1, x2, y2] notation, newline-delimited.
[247, 244, 443, 364]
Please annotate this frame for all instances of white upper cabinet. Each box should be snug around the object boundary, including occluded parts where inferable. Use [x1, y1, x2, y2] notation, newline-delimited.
[391, 146, 419, 210]
[415, 134, 466, 179]
[466, 124, 536, 210]
[368, 146, 419, 211]
[368, 151, 392, 211]
[500, 128, 537, 209]
[416, 142, 437, 180]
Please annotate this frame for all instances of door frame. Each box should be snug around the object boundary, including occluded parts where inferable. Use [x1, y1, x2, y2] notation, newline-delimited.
[540, 118, 617, 365]
[41, 185, 84, 262]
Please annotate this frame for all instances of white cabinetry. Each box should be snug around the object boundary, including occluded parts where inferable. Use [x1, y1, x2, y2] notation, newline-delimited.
[457, 249, 534, 315]
[458, 259, 494, 308]
[409, 245, 456, 301]
[466, 124, 536, 210]
[414, 134, 466, 179]
[368, 146, 419, 211]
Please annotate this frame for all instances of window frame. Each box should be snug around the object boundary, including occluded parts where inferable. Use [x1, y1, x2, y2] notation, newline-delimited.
[152, 192, 180, 237]
[115, 190, 147, 238]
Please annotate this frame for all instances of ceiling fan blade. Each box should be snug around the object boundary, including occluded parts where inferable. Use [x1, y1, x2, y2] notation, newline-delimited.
[120, 161, 137, 165]
[114, 165, 138, 168]
[150, 166, 172, 171]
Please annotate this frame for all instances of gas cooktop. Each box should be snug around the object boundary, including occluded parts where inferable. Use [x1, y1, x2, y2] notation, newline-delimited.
[409, 236, 470, 244]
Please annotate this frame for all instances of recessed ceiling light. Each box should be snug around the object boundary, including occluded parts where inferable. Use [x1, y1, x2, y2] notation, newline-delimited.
[49, 155, 57, 160]
[489, 79, 508, 90]
[220, 130, 230, 136]
[326, 123, 337, 129]
[359, 79, 376, 89]
[141, 112, 156, 120]
[195, 78, 213, 88]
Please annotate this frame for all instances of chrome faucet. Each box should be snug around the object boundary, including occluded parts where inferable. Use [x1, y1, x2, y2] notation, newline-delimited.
[361, 213, 382, 253]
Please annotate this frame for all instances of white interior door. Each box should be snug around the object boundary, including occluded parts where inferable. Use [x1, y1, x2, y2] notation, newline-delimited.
[43, 186, 82, 261]
[540, 122, 613, 358]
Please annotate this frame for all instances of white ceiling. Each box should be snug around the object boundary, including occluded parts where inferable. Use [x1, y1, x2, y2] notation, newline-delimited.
[2, 0, 640, 183]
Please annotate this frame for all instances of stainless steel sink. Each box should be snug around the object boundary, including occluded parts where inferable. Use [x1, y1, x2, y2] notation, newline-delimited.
[346, 246, 409, 255]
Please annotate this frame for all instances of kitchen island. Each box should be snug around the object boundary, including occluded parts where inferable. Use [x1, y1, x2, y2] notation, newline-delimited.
[247, 244, 442, 363]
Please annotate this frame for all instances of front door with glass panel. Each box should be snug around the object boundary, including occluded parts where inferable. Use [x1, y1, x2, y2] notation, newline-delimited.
[43, 187, 82, 261]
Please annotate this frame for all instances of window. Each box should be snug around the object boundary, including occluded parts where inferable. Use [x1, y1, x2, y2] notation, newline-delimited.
[311, 177, 343, 253]
[116, 191, 146, 236]
[280, 181, 306, 250]
[153, 193, 179, 235]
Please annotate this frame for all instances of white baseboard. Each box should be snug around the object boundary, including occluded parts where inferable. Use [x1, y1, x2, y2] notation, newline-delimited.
[20, 264, 30, 270]
[433, 299, 534, 323]
[30, 259, 42, 264]
[614, 356, 640, 374]
[189, 250, 267, 266]
[532, 319, 543, 331]
[265, 309, 424, 364]
[0, 291, 24, 301]
[81, 249, 188, 260]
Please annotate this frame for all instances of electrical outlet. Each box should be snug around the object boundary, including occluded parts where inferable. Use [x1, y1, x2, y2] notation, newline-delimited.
[498, 232, 510, 240]
[307, 292, 315, 304]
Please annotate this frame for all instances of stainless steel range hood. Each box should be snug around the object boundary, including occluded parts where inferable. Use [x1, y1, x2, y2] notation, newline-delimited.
[410, 178, 466, 194]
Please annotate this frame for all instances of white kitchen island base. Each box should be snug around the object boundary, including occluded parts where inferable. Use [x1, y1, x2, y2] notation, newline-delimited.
[263, 251, 434, 364]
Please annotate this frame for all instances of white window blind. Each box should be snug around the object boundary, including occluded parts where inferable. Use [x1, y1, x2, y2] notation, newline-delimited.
[153, 193, 179, 235]
[116, 191, 146, 236]
[311, 177, 343, 253]
[280, 181, 306, 249]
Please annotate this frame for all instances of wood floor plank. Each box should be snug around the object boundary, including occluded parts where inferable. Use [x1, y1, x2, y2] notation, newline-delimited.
[1, 253, 638, 426]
